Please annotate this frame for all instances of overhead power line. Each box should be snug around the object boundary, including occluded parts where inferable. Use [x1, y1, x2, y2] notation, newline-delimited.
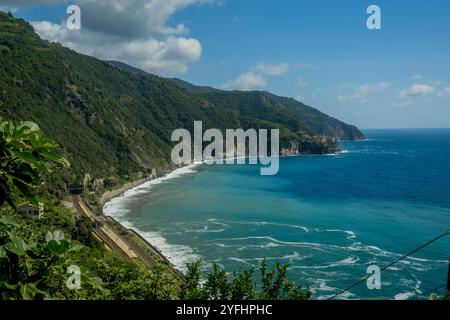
[328, 230, 450, 300]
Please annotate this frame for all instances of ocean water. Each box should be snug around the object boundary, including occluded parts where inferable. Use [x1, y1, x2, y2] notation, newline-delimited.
[103, 129, 450, 300]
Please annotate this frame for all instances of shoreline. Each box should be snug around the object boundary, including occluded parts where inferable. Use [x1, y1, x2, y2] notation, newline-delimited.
[100, 164, 200, 208]
[99, 149, 350, 271]
[100, 164, 201, 271]
[99, 176, 154, 207]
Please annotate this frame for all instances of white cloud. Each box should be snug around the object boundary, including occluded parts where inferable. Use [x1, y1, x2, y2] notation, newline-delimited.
[356, 82, 391, 95]
[32, 19, 202, 76]
[75, 0, 204, 38]
[14, 0, 216, 76]
[438, 87, 450, 97]
[399, 83, 436, 99]
[412, 74, 423, 80]
[392, 83, 449, 106]
[223, 61, 288, 91]
[222, 72, 266, 91]
[337, 82, 391, 103]
[255, 62, 289, 76]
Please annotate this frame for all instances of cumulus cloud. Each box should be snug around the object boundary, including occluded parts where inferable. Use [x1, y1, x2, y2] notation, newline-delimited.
[255, 62, 289, 76]
[32, 22, 202, 76]
[222, 72, 266, 91]
[8, 0, 214, 76]
[222, 61, 288, 91]
[75, 0, 205, 38]
[356, 82, 391, 95]
[392, 83, 450, 106]
[337, 82, 391, 103]
[399, 83, 436, 99]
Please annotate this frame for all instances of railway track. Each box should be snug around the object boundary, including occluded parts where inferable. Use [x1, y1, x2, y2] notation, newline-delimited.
[71, 196, 186, 283]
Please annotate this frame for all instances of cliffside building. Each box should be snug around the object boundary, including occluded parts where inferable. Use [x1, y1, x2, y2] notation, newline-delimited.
[16, 203, 44, 220]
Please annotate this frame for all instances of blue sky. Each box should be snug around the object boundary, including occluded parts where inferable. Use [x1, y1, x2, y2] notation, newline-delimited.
[2, 0, 450, 129]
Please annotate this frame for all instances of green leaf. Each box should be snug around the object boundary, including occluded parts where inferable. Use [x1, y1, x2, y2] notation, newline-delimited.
[0, 216, 19, 228]
[47, 239, 70, 254]
[5, 234, 28, 256]
[37, 149, 70, 167]
[12, 179, 38, 205]
[19, 283, 48, 300]
[0, 246, 7, 259]
[10, 150, 40, 166]
[67, 244, 85, 252]
[0, 281, 18, 290]
[18, 121, 40, 133]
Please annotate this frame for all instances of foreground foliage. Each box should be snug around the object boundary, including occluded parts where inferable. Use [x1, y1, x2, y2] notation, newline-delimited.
[0, 215, 83, 299]
[0, 118, 69, 208]
[182, 260, 311, 300]
[0, 209, 311, 300]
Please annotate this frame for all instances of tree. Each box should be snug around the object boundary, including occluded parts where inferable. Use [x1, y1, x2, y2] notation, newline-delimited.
[181, 259, 310, 300]
[203, 262, 230, 300]
[0, 119, 69, 208]
[181, 259, 204, 299]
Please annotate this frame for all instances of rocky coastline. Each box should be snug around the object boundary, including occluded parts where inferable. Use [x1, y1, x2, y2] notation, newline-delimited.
[281, 133, 343, 156]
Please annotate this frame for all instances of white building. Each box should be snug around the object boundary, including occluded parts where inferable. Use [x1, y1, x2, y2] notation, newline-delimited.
[16, 203, 44, 220]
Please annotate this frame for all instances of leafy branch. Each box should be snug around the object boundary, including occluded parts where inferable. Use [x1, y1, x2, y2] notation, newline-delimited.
[0, 119, 70, 208]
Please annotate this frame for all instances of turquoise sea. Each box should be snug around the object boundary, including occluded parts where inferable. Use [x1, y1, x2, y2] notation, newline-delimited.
[104, 129, 450, 300]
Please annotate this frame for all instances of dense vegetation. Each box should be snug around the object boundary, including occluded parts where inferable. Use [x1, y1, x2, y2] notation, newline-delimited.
[171, 78, 365, 140]
[0, 11, 363, 189]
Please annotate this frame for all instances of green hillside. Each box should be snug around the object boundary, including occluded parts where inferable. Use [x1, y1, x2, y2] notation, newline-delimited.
[0, 11, 364, 186]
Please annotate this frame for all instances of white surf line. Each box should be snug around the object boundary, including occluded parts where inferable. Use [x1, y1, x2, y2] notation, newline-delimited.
[102, 163, 202, 270]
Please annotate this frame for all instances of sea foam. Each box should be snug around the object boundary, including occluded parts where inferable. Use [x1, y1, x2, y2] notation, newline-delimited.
[103, 163, 202, 271]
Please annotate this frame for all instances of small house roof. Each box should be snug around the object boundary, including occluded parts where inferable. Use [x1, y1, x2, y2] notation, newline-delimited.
[17, 202, 44, 210]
